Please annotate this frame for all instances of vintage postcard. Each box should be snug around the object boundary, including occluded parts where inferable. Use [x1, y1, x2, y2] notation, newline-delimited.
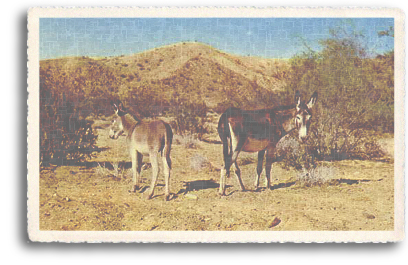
[27, 7, 404, 242]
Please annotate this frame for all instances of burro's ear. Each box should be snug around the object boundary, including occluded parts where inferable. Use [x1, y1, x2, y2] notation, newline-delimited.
[294, 90, 301, 110]
[307, 91, 318, 109]
[118, 102, 124, 111]
[111, 101, 119, 113]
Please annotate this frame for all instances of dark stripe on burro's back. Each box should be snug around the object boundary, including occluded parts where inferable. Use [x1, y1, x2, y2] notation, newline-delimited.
[219, 106, 292, 144]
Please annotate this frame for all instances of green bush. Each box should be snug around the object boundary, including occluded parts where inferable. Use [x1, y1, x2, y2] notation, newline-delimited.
[168, 97, 209, 140]
[40, 58, 116, 165]
[124, 83, 170, 118]
[275, 131, 317, 170]
[40, 91, 97, 166]
[279, 27, 393, 163]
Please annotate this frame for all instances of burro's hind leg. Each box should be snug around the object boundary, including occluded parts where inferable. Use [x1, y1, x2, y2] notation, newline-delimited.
[219, 139, 231, 196]
[232, 151, 245, 191]
[254, 150, 265, 191]
[219, 157, 231, 196]
[265, 149, 275, 189]
[162, 154, 171, 201]
[146, 154, 159, 200]
[131, 151, 143, 192]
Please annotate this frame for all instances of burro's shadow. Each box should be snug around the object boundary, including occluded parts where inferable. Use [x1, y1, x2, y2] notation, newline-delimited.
[269, 181, 296, 191]
[41, 160, 151, 171]
[178, 179, 230, 195]
[337, 178, 372, 185]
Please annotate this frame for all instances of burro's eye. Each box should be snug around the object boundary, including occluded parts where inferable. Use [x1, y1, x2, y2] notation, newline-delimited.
[296, 116, 301, 120]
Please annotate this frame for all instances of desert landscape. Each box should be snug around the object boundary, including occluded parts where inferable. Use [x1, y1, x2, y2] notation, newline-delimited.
[39, 41, 395, 231]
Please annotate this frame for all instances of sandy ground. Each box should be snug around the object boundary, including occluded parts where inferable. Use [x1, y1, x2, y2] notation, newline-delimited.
[39, 118, 394, 231]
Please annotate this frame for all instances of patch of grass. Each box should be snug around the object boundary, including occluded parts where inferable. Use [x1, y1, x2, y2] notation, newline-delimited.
[174, 134, 199, 149]
[190, 154, 210, 171]
[239, 156, 256, 166]
[95, 162, 131, 180]
[296, 166, 337, 187]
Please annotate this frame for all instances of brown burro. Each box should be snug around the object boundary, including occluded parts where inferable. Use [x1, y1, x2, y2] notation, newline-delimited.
[217, 90, 318, 196]
[109, 101, 173, 201]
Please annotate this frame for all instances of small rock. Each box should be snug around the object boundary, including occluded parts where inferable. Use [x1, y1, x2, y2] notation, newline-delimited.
[363, 212, 376, 219]
[268, 217, 281, 228]
[184, 194, 198, 200]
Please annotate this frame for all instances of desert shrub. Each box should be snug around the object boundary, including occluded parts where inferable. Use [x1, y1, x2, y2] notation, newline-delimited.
[275, 132, 317, 170]
[306, 118, 386, 161]
[280, 26, 393, 162]
[123, 83, 170, 118]
[95, 162, 131, 180]
[296, 166, 337, 187]
[168, 97, 209, 140]
[275, 124, 385, 172]
[190, 154, 211, 171]
[174, 134, 199, 149]
[40, 58, 120, 166]
[275, 125, 386, 172]
[40, 91, 97, 166]
[213, 100, 240, 114]
[40, 57, 123, 117]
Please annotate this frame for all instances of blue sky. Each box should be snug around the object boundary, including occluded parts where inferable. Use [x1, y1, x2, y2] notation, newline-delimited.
[40, 18, 394, 60]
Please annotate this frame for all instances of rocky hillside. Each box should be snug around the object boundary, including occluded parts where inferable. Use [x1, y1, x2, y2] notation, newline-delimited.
[40, 42, 288, 113]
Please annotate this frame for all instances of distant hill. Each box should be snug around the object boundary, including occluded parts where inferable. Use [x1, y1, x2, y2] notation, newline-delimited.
[40, 42, 288, 114]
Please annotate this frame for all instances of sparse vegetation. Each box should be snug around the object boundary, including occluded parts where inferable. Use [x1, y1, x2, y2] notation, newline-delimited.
[95, 162, 131, 180]
[39, 39, 395, 231]
[296, 166, 337, 187]
[280, 28, 393, 164]
[174, 134, 200, 149]
[190, 154, 211, 171]
[275, 133, 315, 170]
[40, 90, 98, 166]
[169, 99, 209, 140]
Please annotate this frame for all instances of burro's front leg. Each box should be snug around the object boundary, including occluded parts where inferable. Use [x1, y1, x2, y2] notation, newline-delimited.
[231, 149, 245, 192]
[219, 167, 229, 196]
[254, 150, 265, 191]
[265, 150, 275, 189]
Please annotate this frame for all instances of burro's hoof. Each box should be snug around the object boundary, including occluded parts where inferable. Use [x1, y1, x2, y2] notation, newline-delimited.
[130, 185, 140, 193]
[145, 193, 153, 200]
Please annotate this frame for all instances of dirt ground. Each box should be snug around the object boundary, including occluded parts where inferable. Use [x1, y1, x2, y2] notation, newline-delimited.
[39, 117, 394, 231]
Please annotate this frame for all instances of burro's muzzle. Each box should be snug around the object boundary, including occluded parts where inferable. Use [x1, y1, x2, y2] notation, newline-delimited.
[109, 129, 117, 139]
[108, 119, 123, 139]
[298, 124, 308, 142]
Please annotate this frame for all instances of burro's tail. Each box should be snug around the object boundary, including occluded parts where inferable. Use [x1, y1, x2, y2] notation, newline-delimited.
[218, 107, 235, 159]
[163, 122, 173, 169]
[218, 111, 229, 144]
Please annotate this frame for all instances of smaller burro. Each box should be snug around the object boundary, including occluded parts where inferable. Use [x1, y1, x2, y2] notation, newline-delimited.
[217, 90, 318, 196]
[109, 101, 173, 201]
